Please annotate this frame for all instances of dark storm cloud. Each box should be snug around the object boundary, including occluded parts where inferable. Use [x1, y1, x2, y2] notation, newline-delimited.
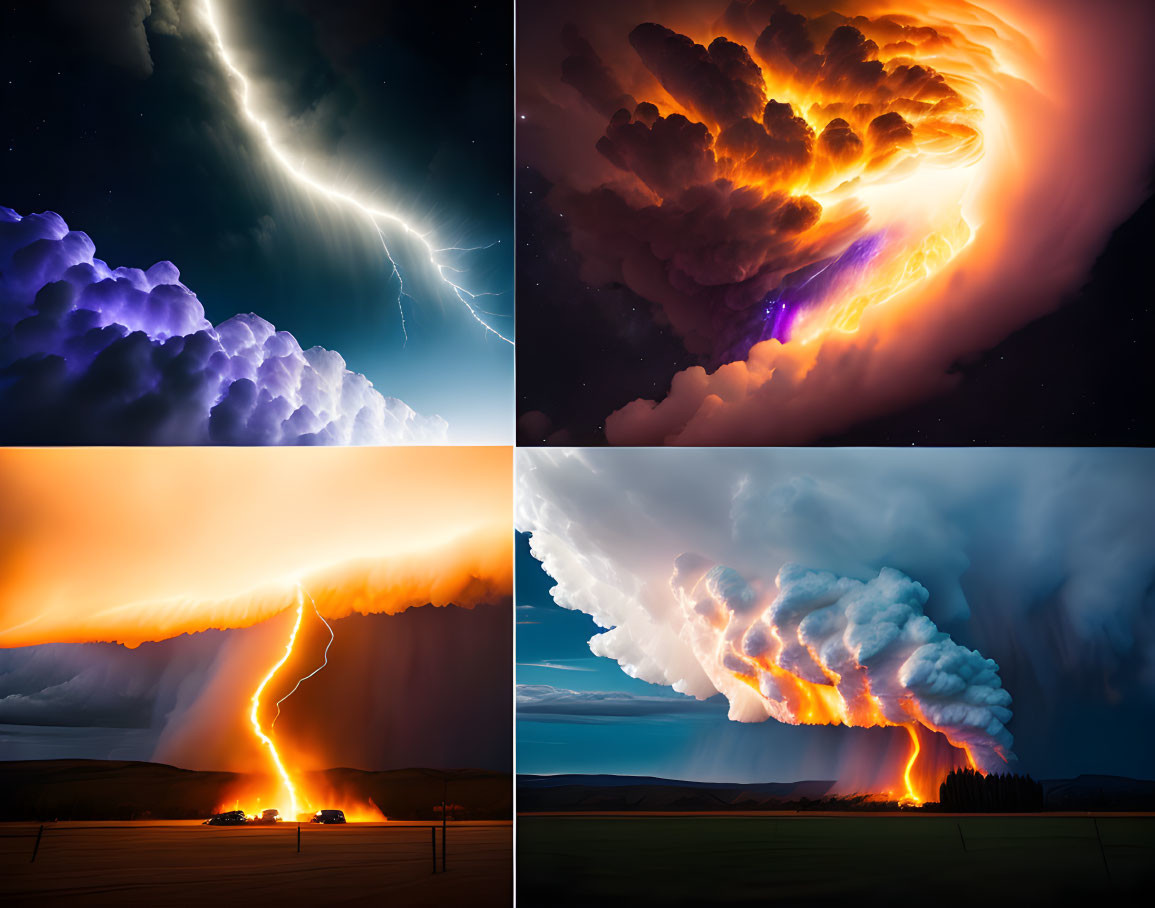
[0, 632, 226, 745]
[0, 644, 158, 728]
[596, 108, 717, 198]
[867, 110, 914, 151]
[753, 6, 818, 72]
[629, 24, 766, 126]
[557, 180, 823, 355]
[817, 117, 863, 162]
[716, 101, 814, 179]
[2, 606, 512, 773]
[517, 683, 725, 722]
[0, 208, 446, 444]
[537, 9, 967, 370]
[816, 24, 884, 93]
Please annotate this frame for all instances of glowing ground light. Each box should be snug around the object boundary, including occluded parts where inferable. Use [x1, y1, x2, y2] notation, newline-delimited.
[199, 0, 513, 346]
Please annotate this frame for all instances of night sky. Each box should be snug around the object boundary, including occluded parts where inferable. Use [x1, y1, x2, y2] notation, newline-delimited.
[0, 0, 513, 442]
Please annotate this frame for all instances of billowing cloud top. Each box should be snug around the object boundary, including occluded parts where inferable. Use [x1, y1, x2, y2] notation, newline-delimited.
[675, 561, 1012, 771]
[0, 208, 446, 444]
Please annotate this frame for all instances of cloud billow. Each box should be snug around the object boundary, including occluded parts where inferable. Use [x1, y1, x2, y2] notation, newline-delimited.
[0, 207, 447, 445]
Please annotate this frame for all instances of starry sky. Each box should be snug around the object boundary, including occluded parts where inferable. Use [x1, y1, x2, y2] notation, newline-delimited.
[0, 0, 513, 443]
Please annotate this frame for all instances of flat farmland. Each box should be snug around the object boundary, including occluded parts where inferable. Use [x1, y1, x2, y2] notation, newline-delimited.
[517, 814, 1155, 906]
[0, 820, 511, 907]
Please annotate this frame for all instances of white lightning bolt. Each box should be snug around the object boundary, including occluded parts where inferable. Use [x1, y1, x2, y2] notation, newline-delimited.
[271, 585, 334, 729]
[199, 0, 513, 346]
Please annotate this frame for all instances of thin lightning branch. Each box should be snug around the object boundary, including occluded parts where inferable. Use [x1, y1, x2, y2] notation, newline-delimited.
[433, 241, 502, 254]
[373, 224, 408, 345]
[271, 587, 334, 729]
[200, 0, 513, 346]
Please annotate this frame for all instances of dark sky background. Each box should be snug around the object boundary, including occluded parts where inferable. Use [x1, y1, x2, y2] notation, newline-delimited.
[514, 2, 1155, 446]
[0, 0, 513, 441]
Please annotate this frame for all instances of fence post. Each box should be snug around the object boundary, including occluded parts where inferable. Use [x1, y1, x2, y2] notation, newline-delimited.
[1093, 817, 1111, 884]
[442, 803, 447, 872]
[431, 826, 437, 874]
[956, 822, 967, 853]
[29, 824, 43, 864]
[297, 824, 301, 854]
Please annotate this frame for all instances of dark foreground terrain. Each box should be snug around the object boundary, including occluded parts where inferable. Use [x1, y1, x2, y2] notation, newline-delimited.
[0, 760, 511, 821]
[1, 820, 511, 907]
[517, 814, 1155, 906]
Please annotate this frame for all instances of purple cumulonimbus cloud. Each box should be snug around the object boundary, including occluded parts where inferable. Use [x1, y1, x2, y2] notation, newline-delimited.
[0, 207, 447, 444]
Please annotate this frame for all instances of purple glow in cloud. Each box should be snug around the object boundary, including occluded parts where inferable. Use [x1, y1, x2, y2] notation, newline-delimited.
[0, 208, 446, 444]
[712, 233, 885, 364]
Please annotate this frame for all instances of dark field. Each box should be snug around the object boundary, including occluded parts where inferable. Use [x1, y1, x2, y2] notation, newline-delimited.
[517, 814, 1155, 906]
[0, 820, 511, 907]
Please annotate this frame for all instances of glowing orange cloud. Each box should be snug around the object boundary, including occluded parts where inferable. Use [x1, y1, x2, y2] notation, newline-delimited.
[537, 0, 1155, 444]
[0, 447, 511, 648]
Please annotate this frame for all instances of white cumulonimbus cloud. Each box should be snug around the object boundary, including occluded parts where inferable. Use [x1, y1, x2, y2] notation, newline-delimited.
[516, 448, 1155, 775]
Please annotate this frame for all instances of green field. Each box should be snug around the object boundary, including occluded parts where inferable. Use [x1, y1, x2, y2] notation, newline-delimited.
[517, 814, 1155, 906]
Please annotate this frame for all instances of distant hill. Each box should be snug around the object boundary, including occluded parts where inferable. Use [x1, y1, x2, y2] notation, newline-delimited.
[1042, 775, 1155, 811]
[517, 775, 837, 812]
[0, 759, 511, 821]
[518, 773, 1155, 812]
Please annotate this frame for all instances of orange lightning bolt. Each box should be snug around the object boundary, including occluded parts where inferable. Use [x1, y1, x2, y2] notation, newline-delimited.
[249, 585, 307, 820]
[902, 724, 923, 805]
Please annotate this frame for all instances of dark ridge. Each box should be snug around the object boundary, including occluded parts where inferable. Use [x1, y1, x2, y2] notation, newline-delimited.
[0, 759, 512, 821]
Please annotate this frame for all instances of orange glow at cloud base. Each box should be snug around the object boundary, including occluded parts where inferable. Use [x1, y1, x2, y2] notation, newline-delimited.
[0, 446, 512, 648]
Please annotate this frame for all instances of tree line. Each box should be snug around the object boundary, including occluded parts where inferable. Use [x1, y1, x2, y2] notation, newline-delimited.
[938, 767, 1044, 811]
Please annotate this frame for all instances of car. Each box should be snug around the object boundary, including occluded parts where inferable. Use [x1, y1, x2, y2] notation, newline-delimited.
[251, 809, 282, 824]
[203, 810, 248, 826]
[309, 809, 346, 824]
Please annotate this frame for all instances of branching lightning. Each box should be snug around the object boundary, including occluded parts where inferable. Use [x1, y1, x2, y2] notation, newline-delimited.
[271, 587, 334, 729]
[199, 0, 513, 346]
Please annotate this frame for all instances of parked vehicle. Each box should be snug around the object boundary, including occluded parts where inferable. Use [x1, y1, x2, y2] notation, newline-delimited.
[309, 809, 346, 824]
[203, 810, 247, 826]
